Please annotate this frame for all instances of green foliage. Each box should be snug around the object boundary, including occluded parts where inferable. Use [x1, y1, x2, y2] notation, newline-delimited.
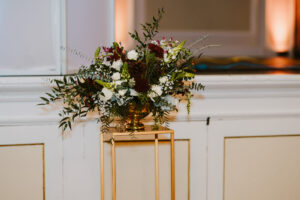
[95, 80, 113, 89]
[129, 8, 165, 49]
[94, 47, 101, 59]
[121, 62, 130, 80]
[188, 82, 205, 91]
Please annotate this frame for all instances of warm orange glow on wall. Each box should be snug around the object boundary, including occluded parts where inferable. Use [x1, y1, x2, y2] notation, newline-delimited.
[115, 0, 135, 50]
[266, 0, 295, 53]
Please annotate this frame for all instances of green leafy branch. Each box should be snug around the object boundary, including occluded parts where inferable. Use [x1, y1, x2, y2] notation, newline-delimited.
[129, 8, 165, 49]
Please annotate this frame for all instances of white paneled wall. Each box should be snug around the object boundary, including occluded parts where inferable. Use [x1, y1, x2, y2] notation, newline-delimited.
[1, 75, 300, 200]
[0, 0, 114, 75]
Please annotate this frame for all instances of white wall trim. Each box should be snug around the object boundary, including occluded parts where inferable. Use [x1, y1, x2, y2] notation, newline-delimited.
[2, 75, 300, 102]
[1, 75, 300, 125]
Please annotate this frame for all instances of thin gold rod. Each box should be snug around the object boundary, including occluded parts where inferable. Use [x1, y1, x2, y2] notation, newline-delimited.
[100, 133, 104, 200]
[155, 134, 159, 200]
[112, 138, 116, 200]
[171, 132, 175, 200]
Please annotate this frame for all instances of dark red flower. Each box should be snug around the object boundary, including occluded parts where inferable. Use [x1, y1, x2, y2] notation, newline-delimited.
[148, 43, 164, 58]
[107, 46, 126, 61]
[103, 47, 113, 53]
[128, 61, 150, 93]
[133, 77, 150, 93]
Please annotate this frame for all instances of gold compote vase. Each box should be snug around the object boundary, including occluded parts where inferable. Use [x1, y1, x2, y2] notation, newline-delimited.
[125, 102, 150, 131]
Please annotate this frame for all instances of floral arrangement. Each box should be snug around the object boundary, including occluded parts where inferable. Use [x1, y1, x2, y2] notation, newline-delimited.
[40, 8, 204, 132]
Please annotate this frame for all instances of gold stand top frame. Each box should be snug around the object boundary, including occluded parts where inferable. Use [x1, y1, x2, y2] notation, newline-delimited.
[102, 125, 175, 142]
[100, 125, 175, 200]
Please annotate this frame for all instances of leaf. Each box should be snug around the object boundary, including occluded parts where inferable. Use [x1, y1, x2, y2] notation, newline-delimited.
[172, 40, 186, 55]
[95, 80, 113, 89]
[94, 47, 101, 59]
[40, 97, 49, 103]
[171, 71, 184, 80]
[121, 62, 130, 80]
[68, 121, 72, 130]
[184, 72, 195, 78]
[146, 53, 156, 65]
[113, 42, 119, 49]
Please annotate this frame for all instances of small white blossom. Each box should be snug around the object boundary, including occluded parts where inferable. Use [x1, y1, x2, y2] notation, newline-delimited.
[165, 95, 178, 106]
[115, 80, 124, 86]
[118, 89, 127, 96]
[111, 59, 123, 71]
[112, 72, 121, 80]
[148, 92, 157, 100]
[130, 89, 138, 96]
[151, 40, 158, 45]
[102, 58, 111, 66]
[163, 53, 170, 63]
[101, 88, 113, 101]
[161, 106, 171, 111]
[127, 50, 139, 60]
[159, 76, 168, 84]
[128, 78, 135, 87]
[151, 85, 163, 96]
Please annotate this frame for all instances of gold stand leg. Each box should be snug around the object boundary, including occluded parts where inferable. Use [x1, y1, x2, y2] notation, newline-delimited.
[112, 138, 116, 200]
[155, 134, 159, 200]
[100, 133, 104, 200]
[171, 132, 175, 200]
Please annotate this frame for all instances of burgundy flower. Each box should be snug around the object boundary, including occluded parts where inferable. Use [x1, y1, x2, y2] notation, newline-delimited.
[148, 43, 164, 58]
[128, 61, 150, 93]
[103, 47, 113, 53]
[134, 77, 150, 93]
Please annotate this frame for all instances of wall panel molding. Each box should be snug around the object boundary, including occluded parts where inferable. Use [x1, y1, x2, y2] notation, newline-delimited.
[1, 75, 300, 125]
[208, 118, 300, 200]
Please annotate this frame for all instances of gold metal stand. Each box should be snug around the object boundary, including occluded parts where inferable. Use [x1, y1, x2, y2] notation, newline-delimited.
[100, 125, 175, 200]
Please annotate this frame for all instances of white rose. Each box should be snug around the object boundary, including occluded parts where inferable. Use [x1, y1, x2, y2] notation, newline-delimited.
[101, 88, 113, 101]
[151, 85, 163, 96]
[127, 50, 138, 60]
[111, 59, 123, 71]
[159, 76, 168, 84]
[118, 89, 127, 96]
[112, 72, 121, 80]
[130, 89, 138, 96]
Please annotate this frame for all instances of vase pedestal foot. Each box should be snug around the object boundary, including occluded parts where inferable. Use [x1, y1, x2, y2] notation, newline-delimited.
[125, 122, 145, 131]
